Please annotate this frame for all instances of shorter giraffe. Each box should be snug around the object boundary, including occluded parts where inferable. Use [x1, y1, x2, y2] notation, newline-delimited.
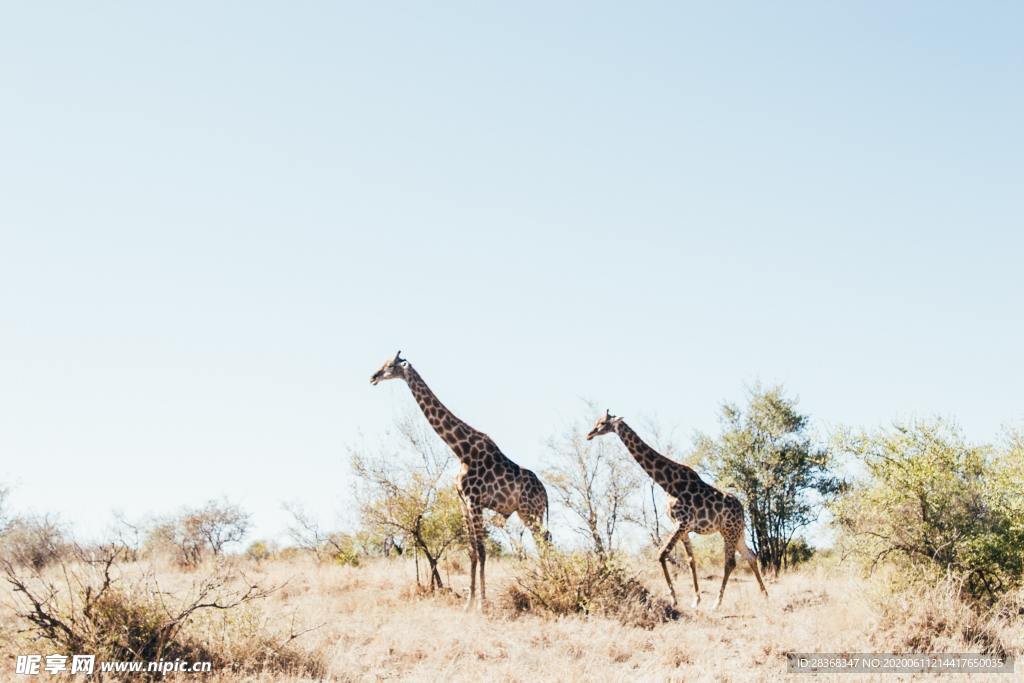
[587, 410, 767, 610]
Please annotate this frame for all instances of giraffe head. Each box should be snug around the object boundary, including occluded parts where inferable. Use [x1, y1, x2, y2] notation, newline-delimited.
[370, 350, 410, 385]
[585, 409, 623, 440]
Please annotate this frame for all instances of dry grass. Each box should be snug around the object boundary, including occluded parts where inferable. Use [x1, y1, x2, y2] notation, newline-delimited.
[1, 553, 1020, 681]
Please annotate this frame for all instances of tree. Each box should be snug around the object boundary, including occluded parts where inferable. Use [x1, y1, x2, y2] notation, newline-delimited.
[544, 407, 641, 558]
[189, 500, 250, 555]
[834, 419, 1024, 601]
[695, 384, 839, 573]
[350, 412, 465, 590]
[146, 500, 251, 568]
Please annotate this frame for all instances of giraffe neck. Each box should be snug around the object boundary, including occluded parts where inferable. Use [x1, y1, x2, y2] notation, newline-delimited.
[402, 366, 479, 463]
[614, 421, 686, 488]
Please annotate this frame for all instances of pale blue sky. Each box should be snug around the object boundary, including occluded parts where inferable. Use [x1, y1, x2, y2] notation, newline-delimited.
[1, 3, 1021, 543]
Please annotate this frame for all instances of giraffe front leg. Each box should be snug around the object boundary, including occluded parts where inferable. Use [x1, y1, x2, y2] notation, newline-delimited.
[463, 504, 486, 612]
[657, 525, 686, 607]
[463, 505, 479, 612]
[681, 535, 701, 608]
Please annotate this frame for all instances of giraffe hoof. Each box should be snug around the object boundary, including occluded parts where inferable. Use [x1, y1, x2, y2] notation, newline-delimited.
[712, 599, 723, 611]
[691, 598, 700, 610]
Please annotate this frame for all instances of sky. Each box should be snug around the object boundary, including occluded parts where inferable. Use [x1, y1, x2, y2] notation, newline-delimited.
[1, 3, 1021, 544]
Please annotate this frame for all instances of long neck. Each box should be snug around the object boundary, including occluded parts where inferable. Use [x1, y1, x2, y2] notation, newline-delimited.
[614, 421, 686, 487]
[402, 366, 478, 461]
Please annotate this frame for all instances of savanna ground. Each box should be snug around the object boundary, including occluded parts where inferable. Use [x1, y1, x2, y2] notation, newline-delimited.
[3, 550, 1020, 682]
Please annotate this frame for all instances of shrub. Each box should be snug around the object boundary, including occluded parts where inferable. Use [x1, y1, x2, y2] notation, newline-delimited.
[502, 550, 679, 629]
[785, 537, 815, 567]
[873, 573, 1014, 655]
[325, 532, 362, 567]
[2, 545, 323, 681]
[245, 540, 274, 562]
[0, 514, 67, 569]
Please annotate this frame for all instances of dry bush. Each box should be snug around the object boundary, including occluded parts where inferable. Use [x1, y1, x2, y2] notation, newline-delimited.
[0, 514, 67, 569]
[501, 551, 679, 629]
[873, 572, 1019, 656]
[2, 546, 324, 681]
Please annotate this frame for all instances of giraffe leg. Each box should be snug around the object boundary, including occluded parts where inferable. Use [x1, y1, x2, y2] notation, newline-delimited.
[463, 504, 480, 611]
[680, 536, 701, 608]
[739, 536, 768, 598]
[714, 532, 738, 611]
[657, 525, 686, 606]
[519, 472, 552, 551]
[475, 516, 487, 611]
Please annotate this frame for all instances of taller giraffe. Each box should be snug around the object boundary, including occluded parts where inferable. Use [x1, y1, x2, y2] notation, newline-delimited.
[587, 410, 767, 610]
[371, 351, 549, 609]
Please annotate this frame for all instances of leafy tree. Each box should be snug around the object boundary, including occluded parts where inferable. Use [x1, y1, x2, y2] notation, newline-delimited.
[695, 384, 839, 573]
[834, 419, 1024, 601]
[350, 412, 466, 590]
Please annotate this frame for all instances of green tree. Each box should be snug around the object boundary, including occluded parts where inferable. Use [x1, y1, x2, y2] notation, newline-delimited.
[350, 412, 466, 590]
[834, 419, 1024, 601]
[695, 384, 839, 573]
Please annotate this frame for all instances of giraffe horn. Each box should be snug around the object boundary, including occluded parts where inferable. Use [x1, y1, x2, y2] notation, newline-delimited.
[394, 350, 402, 362]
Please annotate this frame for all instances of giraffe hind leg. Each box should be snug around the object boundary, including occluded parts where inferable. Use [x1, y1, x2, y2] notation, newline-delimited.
[714, 532, 738, 611]
[739, 537, 768, 597]
[519, 500, 551, 551]
[477, 530, 487, 610]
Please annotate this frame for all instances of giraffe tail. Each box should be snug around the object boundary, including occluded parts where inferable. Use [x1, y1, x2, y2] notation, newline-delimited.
[542, 486, 552, 544]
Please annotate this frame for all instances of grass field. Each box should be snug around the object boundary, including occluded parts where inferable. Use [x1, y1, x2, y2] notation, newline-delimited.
[5, 552, 1018, 682]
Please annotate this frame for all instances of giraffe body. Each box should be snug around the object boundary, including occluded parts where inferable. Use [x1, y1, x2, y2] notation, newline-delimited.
[587, 412, 767, 610]
[372, 352, 549, 609]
